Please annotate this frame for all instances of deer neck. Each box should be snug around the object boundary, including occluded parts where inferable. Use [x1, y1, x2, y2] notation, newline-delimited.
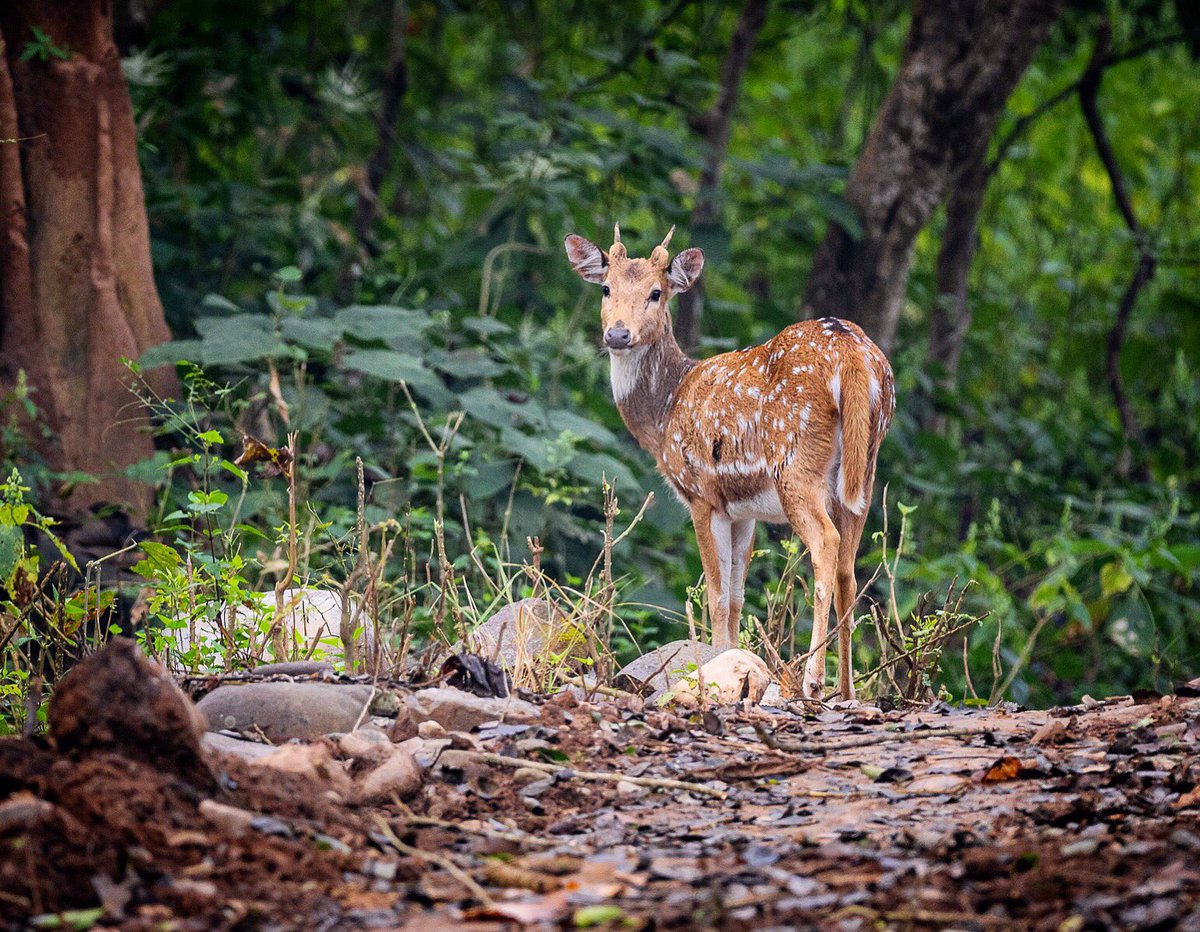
[609, 331, 693, 459]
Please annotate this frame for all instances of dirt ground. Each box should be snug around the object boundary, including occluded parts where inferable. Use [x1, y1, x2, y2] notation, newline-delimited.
[2, 642, 1199, 930]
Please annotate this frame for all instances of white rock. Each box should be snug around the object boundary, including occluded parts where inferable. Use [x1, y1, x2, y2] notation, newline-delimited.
[166, 588, 377, 669]
[676, 649, 772, 705]
[465, 598, 575, 669]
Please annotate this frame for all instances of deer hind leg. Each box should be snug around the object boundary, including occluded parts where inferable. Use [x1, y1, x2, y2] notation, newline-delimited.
[832, 499, 870, 700]
[781, 482, 841, 700]
[726, 519, 756, 649]
[692, 506, 734, 651]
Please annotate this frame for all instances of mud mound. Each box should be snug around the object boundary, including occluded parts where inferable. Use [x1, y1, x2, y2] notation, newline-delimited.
[0, 640, 410, 929]
[49, 637, 213, 789]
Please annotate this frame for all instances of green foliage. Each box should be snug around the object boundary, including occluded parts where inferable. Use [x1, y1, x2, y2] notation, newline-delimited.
[20, 26, 71, 63]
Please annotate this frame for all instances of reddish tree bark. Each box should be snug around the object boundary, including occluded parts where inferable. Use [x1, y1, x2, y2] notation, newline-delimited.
[0, 2, 171, 515]
[803, 0, 1063, 354]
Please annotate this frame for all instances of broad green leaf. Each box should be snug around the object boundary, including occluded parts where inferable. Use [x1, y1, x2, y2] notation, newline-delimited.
[194, 314, 286, 365]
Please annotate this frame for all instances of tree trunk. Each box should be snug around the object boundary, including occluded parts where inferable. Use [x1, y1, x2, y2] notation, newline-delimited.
[803, 0, 1062, 354]
[674, 0, 768, 351]
[339, 0, 409, 297]
[923, 150, 990, 432]
[0, 2, 172, 516]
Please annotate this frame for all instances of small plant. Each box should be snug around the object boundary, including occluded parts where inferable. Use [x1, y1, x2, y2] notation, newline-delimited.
[20, 26, 71, 63]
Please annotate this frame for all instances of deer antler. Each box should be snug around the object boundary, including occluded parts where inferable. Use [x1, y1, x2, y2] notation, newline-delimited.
[650, 225, 676, 268]
[610, 221, 627, 261]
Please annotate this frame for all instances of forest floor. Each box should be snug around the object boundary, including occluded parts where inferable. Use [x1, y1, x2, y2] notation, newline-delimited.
[2, 642, 1199, 930]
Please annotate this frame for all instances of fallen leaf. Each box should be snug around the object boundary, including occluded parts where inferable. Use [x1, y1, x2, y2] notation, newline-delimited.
[981, 756, 1022, 783]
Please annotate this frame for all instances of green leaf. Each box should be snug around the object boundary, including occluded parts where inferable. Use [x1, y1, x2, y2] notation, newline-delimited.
[197, 429, 224, 446]
[195, 314, 286, 365]
[0, 525, 22, 582]
[30, 908, 105, 930]
[574, 905, 624, 927]
[0, 503, 30, 527]
[139, 339, 204, 368]
[1100, 561, 1134, 598]
[342, 348, 430, 384]
[335, 305, 432, 342]
[131, 541, 182, 580]
[275, 265, 303, 283]
[187, 489, 229, 514]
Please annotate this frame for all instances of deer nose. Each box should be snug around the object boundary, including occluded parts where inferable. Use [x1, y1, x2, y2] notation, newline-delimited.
[604, 324, 631, 349]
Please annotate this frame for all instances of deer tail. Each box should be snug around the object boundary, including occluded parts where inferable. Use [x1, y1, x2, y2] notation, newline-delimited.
[836, 359, 874, 516]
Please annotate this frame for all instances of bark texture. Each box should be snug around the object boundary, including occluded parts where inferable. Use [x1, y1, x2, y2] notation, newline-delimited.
[923, 150, 989, 432]
[803, 0, 1063, 353]
[0, 3, 171, 514]
[674, 0, 769, 350]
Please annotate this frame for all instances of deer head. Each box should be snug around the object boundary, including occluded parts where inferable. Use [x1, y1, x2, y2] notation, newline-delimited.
[564, 224, 704, 351]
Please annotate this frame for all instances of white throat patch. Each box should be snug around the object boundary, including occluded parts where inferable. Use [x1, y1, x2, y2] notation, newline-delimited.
[609, 346, 648, 403]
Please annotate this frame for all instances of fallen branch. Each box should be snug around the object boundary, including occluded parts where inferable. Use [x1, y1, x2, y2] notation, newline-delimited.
[754, 724, 995, 754]
[833, 905, 1010, 926]
[397, 808, 559, 849]
[561, 675, 641, 701]
[372, 815, 494, 906]
[463, 750, 727, 799]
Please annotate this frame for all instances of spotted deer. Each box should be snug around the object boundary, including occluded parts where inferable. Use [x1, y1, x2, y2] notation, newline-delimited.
[564, 225, 895, 699]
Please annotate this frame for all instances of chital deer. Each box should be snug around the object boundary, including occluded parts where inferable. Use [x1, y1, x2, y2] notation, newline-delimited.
[564, 225, 894, 699]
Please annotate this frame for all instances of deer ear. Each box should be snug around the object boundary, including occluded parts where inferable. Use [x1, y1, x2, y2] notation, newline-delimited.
[564, 234, 608, 284]
[667, 247, 704, 294]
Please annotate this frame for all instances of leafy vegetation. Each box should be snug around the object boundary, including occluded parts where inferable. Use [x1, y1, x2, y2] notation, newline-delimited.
[4, 1, 1198, 714]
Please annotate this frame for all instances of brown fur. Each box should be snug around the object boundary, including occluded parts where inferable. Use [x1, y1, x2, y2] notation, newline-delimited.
[565, 228, 895, 699]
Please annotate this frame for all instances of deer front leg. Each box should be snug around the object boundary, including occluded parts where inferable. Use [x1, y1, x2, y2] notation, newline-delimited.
[726, 519, 755, 650]
[692, 505, 734, 651]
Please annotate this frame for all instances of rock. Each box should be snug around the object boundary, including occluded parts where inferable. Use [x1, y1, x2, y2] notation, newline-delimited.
[0, 793, 56, 833]
[202, 732, 277, 762]
[760, 682, 784, 707]
[49, 638, 214, 790]
[417, 720, 447, 739]
[676, 649, 772, 705]
[465, 598, 577, 669]
[337, 728, 392, 759]
[404, 686, 540, 733]
[615, 640, 723, 695]
[199, 799, 257, 837]
[197, 682, 374, 741]
[355, 747, 422, 803]
[396, 735, 451, 769]
[616, 780, 645, 798]
[513, 767, 545, 785]
[255, 742, 352, 794]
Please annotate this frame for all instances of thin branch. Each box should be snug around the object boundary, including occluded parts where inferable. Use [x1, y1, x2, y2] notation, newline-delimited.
[755, 724, 995, 755]
[1078, 20, 1157, 476]
[459, 749, 728, 799]
[990, 31, 1185, 175]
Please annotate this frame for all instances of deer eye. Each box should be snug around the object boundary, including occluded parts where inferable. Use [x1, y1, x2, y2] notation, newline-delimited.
[602, 284, 610, 297]
[649, 289, 662, 302]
